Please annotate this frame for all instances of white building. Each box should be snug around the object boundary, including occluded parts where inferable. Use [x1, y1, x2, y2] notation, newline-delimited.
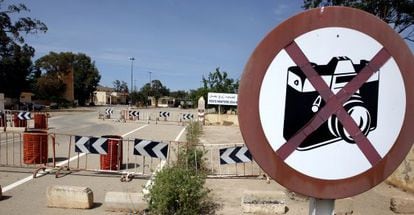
[92, 86, 128, 105]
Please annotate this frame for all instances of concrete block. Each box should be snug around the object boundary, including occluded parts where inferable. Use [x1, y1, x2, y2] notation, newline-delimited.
[105, 192, 147, 213]
[335, 198, 354, 215]
[47, 185, 93, 209]
[390, 196, 414, 214]
[242, 190, 288, 214]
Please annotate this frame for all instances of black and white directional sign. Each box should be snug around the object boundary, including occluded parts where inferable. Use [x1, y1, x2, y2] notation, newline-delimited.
[75, 136, 108, 154]
[17, 111, 31, 120]
[129, 110, 139, 117]
[105, 108, 113, 115]
[134, 139, 168, 160]
[159, 111, 170, 118]
[219, 146, 252, 165]
[182, 113, 194, 120]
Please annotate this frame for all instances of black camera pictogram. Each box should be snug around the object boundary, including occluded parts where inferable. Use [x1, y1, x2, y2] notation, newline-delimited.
[283, 57, 379, 151]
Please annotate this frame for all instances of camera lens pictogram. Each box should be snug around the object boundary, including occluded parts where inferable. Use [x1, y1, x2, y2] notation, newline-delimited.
[283, 56, 379, 150]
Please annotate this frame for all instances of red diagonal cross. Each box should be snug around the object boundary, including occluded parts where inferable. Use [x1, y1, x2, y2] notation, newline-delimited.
[276, 41, 391, 166]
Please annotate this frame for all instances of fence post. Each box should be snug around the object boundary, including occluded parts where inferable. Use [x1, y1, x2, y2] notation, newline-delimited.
[67, 135, 72, 168]
[52, 134, 56, 167]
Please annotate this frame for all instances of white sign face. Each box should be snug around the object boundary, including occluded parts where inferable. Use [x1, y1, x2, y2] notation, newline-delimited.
[259, 27, 406, 180]
[207, 93, 238, 106]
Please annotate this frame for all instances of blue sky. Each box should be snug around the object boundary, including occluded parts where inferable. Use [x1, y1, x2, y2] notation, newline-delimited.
[10, 1, 414, 91]
[12, 0, 303, 91]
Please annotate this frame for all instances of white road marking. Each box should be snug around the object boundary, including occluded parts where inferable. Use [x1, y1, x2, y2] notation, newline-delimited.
[121, 125, 148, 138]
[175, 127, 186, 142]
[143, 126, 186, 194]
[2, 124, 149, 193]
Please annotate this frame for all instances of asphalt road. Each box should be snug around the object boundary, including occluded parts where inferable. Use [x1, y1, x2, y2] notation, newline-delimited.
[0, 107, 187, 214]
[1, 107, 413, 215]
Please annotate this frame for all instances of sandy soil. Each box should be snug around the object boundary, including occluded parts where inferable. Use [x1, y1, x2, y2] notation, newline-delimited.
[201, 125, 414, 214]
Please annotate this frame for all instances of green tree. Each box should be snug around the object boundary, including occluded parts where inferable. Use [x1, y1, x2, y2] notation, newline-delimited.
[140, 79, 169, 107]
[35, 52, 101, 105]
[73, 53, 100, 105]
[170, 90, 188, 100]
[112, 80, 128, 93]
[191, 67, 238, 110]
[35, 73, 65, 100]
[303, 0, 414, 42]
[129, 91, 146, 106]
[202, 67, 239, 93]
[189, 87, 209, 107]
[170, 90, 189, 107]
[0, 0, 47, 98]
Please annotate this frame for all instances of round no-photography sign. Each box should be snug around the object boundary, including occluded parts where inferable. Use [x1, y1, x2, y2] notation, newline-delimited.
[238, 7, 414, 199]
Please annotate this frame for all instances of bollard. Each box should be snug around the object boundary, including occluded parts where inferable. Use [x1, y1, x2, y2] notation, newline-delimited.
[34, 113, 48, 129]
[13, 113, 27, 127]
[100, 135, 123, 170]
[23, 130, 48, 164]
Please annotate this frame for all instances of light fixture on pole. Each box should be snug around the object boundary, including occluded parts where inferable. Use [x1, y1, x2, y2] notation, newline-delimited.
[148, 71, 152, 87]
[129, 57, 135, 93]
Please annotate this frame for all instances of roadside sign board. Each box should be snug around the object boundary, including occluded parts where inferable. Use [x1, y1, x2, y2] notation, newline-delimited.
[207, 92, 237, 106]
[238, 7, 414, 199]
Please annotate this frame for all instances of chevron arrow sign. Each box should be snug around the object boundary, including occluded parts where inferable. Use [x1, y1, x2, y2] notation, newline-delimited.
[134, 139, 168, 160]
[159, 111, 170, 118]
[129, 110, 139, 117]
[17, 111, 31, 120]
[75, 136, 108, 154]
[220, 146, 252, 165]
[182, 113, 194, 120]
[105, 108, 113, 115]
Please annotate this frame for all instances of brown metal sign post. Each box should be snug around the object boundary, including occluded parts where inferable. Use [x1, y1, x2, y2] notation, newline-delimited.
[238, 6, 414, 214]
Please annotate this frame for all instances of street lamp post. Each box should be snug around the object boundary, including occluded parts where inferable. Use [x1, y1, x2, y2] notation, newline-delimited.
[148, 71, 152, 87]
[147, 71, 152, 108]
[129, 57, 135, 93]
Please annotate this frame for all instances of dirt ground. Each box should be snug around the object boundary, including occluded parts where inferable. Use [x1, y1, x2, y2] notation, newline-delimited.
[201, 125, 414, 215]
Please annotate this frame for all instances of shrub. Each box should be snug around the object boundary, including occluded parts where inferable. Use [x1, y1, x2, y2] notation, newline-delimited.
[147, 165, 215, 215]
[177, 146, 208, 174]
[185, 121, 203, 146]
[145, 121, 218, 214]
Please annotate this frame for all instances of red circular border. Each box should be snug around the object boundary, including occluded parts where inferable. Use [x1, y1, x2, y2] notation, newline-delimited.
[238, 6, 414, 199]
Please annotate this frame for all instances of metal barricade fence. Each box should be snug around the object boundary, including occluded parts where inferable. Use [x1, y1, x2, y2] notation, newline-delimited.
[196, 143, 262, 177]
[0, 131, 262, 179]
[120, 109, 198, 125]
[0, 131, 49, 169]
[0, 110, 49, 130]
